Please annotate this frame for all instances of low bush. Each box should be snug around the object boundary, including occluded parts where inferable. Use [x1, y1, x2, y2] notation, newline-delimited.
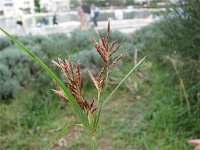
[0, 46, 31, 84]
[39, 33, 70, 58]
[0, 64, 19, 99]
[0, 45, 45, 99]
[0, 28, 133, 101]
[17, 34, 45, 46]
[68, 29, 97, 52]
[0, 37, 14, 51]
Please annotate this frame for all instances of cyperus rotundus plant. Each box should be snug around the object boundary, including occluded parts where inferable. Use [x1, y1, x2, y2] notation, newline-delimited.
[0, 21, 145, 149]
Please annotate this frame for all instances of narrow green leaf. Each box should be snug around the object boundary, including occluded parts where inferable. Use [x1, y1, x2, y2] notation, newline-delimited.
[0, 28, 90, 129]
[104, 56, 146, 105]
[93, 102, 103, 128]
[92, 57, 146, 129]
[92, 136, 97, 150]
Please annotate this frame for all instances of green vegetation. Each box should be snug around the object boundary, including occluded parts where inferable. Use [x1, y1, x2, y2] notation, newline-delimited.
[0, 1, 199, 149]
[1, 21, 145, 150]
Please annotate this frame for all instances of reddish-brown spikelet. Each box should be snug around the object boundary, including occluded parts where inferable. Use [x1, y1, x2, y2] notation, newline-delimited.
[91, 107, 98, 113]
[109, 40, 117, 52]
[83, 99, 98, 114]
[109, 38, 125, 58]
[52, 58, 98, 114]
[88, 20, 127, 97]
[76, 60, 82, 88]
[88, 70, 99, 90]
[97, 64, 107, 82]
[98, 29, 106, 50]
[58, 58, 64, 67]
[52, 89, 67, 101]
[68, 59, 75, 80]
[84, 100, 90, 109]
[52, 60, 62, 69]
[90, 100, 95, 110]
[105, 20, 110, 49]
[77, 100, 85, 109]
[109, 49, 128, 68]
[53, 80, 60, 88]
[99, 78, 106, 91]
[52, 80, 67, 101]
[95, 44, 107, 63]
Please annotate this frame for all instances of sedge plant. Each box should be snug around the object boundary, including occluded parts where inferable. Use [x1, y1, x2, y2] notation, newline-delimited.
[0, 21, 145, 149]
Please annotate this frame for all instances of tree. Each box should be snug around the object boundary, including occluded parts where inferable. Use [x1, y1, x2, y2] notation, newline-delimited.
[34, 0, 40, 12]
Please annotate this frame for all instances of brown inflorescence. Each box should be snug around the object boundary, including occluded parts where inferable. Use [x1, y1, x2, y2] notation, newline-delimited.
[52, 58, 97, 114]
[52, 20, 127, 115]
[89, 20, 128, 94]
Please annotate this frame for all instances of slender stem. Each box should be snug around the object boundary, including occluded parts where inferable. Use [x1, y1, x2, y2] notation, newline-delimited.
[92, 56, 146, 141]
[104, 56, 146, 105]
[104, 66, 109, 90]
[92, 136, 97, 150]
[94, 57, 146, 132]
[97, 90, 100, 104]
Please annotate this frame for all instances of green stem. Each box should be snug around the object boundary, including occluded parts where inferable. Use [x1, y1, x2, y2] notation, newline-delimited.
[104, 66, 110, 91]
[97, 90, 100, 104]
[92, 136, 97, 150]
[93, 57, 146, 132]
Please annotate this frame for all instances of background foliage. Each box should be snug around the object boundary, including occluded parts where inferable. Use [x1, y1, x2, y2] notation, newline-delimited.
[0, 1, 199, 149]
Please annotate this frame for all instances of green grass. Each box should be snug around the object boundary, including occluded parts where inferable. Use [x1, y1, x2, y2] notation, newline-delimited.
[1, 58, 197, 150]
[1, 16, 200, 149]
[0, 90, 68, 149]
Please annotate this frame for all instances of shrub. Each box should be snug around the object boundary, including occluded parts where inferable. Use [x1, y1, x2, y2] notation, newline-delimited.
[0, 46, 31, 83]
[0, 64, 19, 99]
[113, 42, 135, 61]
[0, 37, 14, 51]
[68, 29, 97, 52]
[39, 33, 77, 58]
[0, 31, 97, 100]
[0, 45, 44, 99]
[17, 33, 75, 59]
[17, 34, 45, 46]
[0, 28, 132, 100]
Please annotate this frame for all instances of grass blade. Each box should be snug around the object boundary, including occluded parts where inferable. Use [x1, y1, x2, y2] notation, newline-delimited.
[93, 57, 146, 129]
[104, 56, 146, 105]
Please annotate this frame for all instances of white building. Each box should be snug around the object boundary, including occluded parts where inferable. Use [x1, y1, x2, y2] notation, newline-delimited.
[0, 1, 4, 15]
[40, 0, 71, 12]
[0, 0, 34, 17]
